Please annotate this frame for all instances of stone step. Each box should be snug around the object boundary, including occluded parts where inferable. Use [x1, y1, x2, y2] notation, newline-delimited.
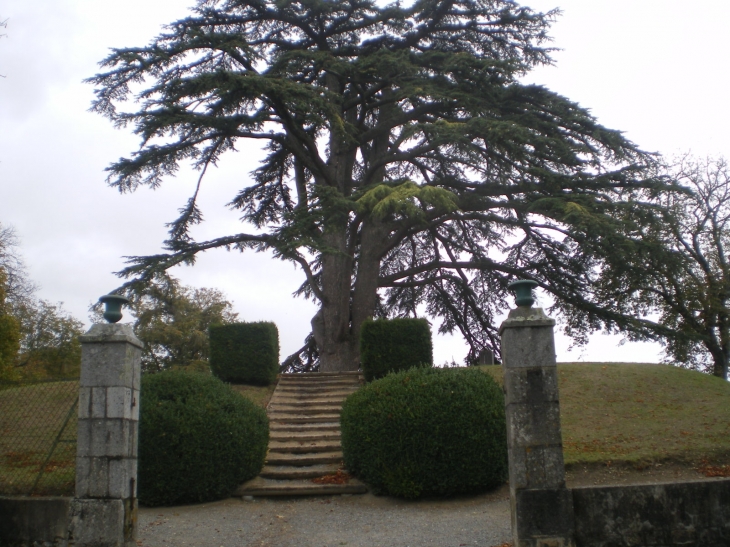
[279, 373, 361, 380]
[269, 430, 340, 442]
[266, 451, 343, 466]
[268, 395, 353, 404]
[278, 376, 360, 383]
[280, 371, 361, 378]
[267, 400, 349, 409]
[275, 382, 360, 391]
[243, 372, 366, 498]
[275, 381, 359, 388]
[276, 378, 360, 385]
[234, 476, 367, 497]
[270, 394, 348, 402]
[269, 422, 340, 433]
[259, 463, 341, 480]
[272, 389, 358, 398]
[268, 404, 341, 414]
[268, 439, 342, 454]
[268, 413, 341, 423]
[276, 384, 359, 391]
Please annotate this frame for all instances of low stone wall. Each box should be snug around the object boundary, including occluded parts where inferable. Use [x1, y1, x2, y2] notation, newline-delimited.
[572, 478, 730, 547]
[0, 496, 72, 547]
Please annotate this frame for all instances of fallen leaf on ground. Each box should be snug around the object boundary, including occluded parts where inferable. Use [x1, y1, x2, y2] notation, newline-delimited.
[312, 469, 352, 485]
[697, 461, 730, 477]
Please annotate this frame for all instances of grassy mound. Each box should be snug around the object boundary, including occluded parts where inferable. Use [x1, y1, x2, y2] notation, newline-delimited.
[482, 362, 730, 466]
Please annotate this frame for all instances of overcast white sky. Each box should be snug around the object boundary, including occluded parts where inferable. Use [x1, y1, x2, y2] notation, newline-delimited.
[1, 0, 729, 365]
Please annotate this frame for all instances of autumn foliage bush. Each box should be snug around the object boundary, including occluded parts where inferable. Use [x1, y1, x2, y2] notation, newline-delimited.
[340, 367, 507, 499]
[138, 370, 269, 506]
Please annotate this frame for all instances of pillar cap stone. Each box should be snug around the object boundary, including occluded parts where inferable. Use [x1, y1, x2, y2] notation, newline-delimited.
[499, 306, 555, 335]
[79, 323, 144, 349]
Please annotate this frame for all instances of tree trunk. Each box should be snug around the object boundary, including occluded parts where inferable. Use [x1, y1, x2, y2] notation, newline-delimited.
[707, 318, 730, 380]
[712, 337, 729, 380]
[314, 76, 388, 372]
[313, 219, 387, 372]
[704, 325, 727, 379]
[349, 219, 389, 368]
[316, 227, 357, 372]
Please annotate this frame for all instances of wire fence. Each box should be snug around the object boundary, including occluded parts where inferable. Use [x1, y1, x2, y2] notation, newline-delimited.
[0, 378, 78, 496]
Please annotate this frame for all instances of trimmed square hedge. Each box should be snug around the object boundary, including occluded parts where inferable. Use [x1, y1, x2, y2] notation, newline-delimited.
[209, 322, 279, 385]
[360, 318, 433, 382]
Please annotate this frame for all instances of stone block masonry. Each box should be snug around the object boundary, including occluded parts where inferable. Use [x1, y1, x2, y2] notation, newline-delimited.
[500, 305, 575, 547]
[71, 323, 143, 547]
[573, 479, 730, 547]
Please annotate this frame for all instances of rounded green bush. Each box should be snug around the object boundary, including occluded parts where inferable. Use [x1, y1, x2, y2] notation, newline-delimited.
[138, 370, 269, 506]
[340, 367, 507, 499]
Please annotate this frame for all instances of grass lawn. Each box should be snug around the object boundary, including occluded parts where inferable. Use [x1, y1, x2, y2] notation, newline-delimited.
[481, 363, 730, 467]
[229, 382, 277, 409]
[0, 380, 79, 496]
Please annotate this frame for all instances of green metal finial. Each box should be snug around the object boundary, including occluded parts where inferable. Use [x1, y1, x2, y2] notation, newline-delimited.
[508, 279, 538, 308]
[99, 294, 130, 324]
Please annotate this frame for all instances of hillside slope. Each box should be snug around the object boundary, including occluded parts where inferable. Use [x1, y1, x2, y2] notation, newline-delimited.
[483, 362, 730, 466]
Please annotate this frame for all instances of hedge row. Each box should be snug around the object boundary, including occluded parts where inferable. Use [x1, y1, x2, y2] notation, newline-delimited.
[360, 318, 433, 381]
[209, 322, 279, 385]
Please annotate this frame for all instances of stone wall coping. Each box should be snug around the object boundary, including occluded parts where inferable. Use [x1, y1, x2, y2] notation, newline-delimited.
[499, 307, 556, 335]
[570, 476, 730, 493]
[79, 323, 143, 349]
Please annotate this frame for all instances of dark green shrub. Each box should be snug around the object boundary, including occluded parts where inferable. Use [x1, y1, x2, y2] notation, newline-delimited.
[138, 370, 269, 506]
[360, 318, 432, 382]
[340, 367, 507, 499]
[209, 322, 279, 385]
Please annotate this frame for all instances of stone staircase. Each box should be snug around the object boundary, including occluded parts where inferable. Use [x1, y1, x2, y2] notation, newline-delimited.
[235, 371, 368, 497]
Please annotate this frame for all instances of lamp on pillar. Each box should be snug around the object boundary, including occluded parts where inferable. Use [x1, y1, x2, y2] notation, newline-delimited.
[507, 279, 538, 308]
[98, 294, 130, 324]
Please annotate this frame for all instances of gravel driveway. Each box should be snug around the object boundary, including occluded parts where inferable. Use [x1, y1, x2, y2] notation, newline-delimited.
[136, 487, 511, 547]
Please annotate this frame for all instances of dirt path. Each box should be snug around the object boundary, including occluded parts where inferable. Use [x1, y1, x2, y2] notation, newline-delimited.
[136, 487, 512, 547]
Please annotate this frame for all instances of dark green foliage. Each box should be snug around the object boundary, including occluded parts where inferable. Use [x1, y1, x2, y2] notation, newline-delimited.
[340, 367, 507, 499]
[89, 0, 668, 372]
[360, 318, 433, 382]
[138, 370, 269, 507]
[209, 322, 279, 385]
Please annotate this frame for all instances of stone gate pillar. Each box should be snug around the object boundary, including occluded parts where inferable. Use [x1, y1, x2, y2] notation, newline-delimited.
[70, 296, 142, 547]
[499, 280, 575, 547]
